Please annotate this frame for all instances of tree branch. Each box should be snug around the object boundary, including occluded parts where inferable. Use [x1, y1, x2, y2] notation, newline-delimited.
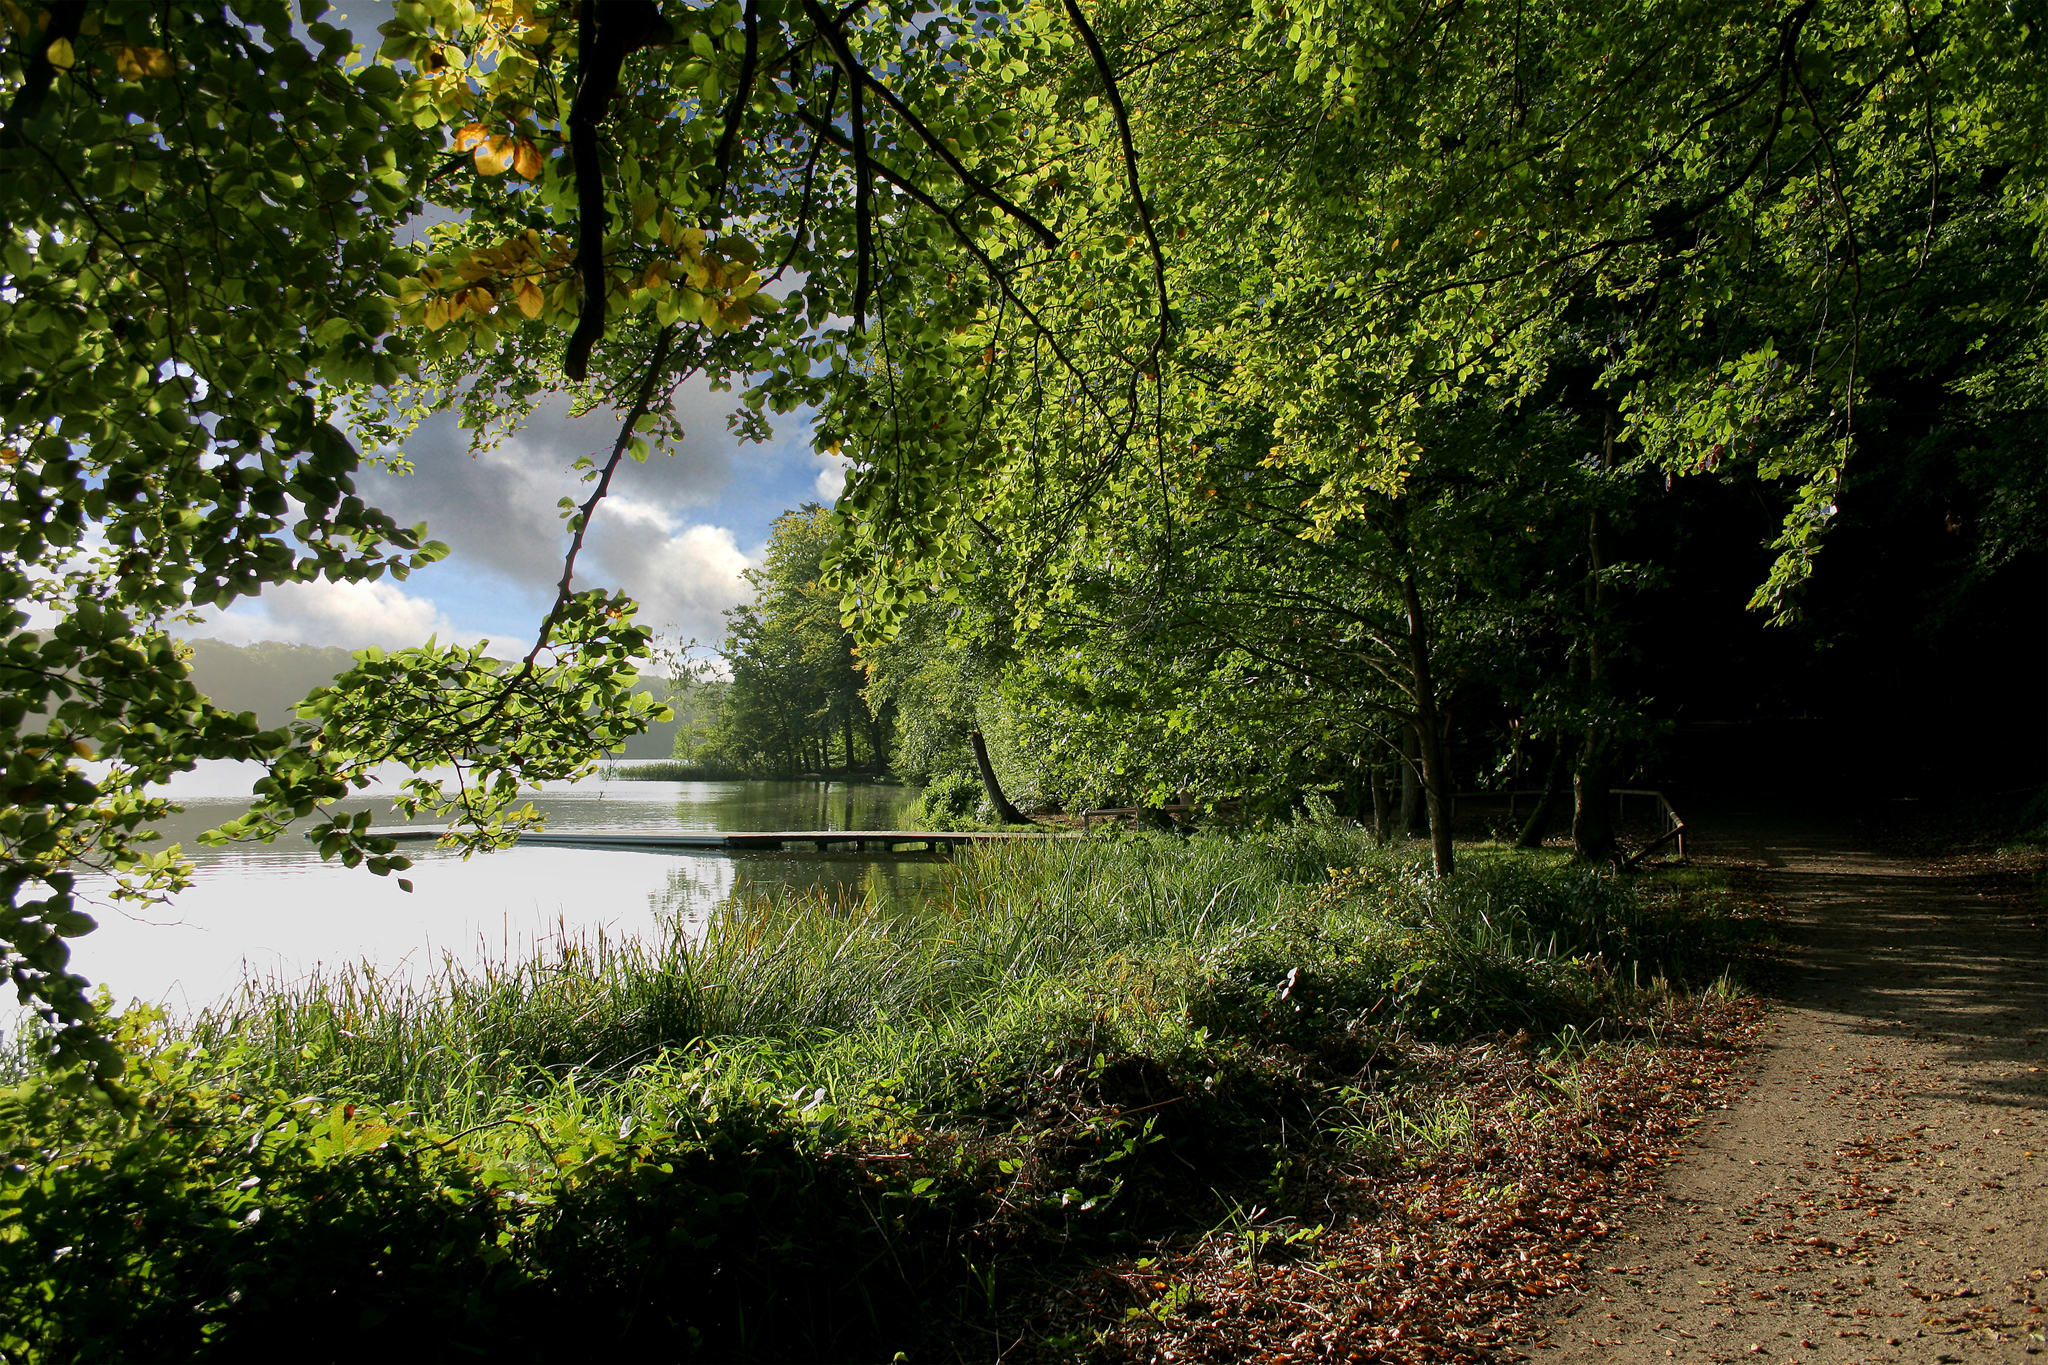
[1061, 0, 1171, 354]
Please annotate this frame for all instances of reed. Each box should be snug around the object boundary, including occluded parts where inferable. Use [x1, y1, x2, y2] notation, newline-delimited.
[599, 759, 727, 780]
[178, 825, 1745, 1130]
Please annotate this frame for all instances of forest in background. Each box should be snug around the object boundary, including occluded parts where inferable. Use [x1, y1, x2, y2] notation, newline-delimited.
[692, 452, 2041, 838]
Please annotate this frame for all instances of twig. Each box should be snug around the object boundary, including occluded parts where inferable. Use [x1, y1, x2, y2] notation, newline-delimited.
[527, 326, 678, 668]
[711, 0, 761, 211]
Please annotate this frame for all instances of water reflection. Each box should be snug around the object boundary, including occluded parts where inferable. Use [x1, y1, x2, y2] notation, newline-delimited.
[61, 775, 929, 1016]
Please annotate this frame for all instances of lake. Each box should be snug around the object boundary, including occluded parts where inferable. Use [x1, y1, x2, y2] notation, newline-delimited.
[60, 767, 930, 1016]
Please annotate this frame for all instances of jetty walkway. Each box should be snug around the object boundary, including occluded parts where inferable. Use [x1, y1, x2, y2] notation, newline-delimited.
[365, 827, 1073, 854]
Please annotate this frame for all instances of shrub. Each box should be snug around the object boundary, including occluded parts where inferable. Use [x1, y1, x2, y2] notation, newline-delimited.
[907, 770, 983, 828]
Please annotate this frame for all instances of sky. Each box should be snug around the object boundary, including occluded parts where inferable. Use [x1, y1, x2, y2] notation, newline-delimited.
[183, 2, 841, 658]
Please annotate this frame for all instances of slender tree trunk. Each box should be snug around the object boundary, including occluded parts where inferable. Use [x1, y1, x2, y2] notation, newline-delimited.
[969, 729, 1032, 825]
[1399, 724, 1425, 835]
[1572, 736, 1617, 863]
[1397, 571, 1455, 878]
[1371, 752, 1392, 843]
[843, 705, 856, 774]
[1515, 737, 1574, 849]
[1572, 411, 1621, 864]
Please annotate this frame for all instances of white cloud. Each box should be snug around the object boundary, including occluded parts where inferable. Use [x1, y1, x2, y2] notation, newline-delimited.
[579, 509, 757, 645]
[814, 448, 851, 501]
[356, 382, 754, 590]
[193, 578, 464, 650]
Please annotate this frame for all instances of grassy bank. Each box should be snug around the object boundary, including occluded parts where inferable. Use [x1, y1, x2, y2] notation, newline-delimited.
[1, 829, 1766, 1362]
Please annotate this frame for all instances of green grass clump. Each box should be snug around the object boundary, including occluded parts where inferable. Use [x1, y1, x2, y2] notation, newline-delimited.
[2, 829, 1760, 1362]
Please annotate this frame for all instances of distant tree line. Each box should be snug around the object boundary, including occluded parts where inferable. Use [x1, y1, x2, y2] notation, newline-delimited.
[681, 508, 893, 779]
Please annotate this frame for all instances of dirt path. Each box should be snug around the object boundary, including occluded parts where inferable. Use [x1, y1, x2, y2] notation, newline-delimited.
[1533, 811, 2047, 1363]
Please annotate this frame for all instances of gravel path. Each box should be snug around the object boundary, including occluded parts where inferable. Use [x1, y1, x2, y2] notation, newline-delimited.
[1534, 810, 2047, 1364]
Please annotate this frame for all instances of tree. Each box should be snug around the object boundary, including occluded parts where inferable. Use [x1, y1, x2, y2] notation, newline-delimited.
[698, 506, 879, 776]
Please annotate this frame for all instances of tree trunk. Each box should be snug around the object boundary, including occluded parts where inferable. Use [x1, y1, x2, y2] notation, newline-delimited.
[1515, 738, 1574, 849]
[1572, 411, 1621, 864]
[866, 706, 889, 776]
[843, 705, 856, 774]
[1572, 738, 1618, 864]
[1371, 753, 1394, 843]
[1397, 571, 1455, 878]
[1376, 757, 1392, 843]
[1399, 724, 1425, 835]
[968, 730, 1032, 825]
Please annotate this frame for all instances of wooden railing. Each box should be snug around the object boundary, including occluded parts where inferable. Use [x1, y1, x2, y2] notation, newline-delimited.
[1075, 789, 1688, 865]
[1077, 800, 1224, 834]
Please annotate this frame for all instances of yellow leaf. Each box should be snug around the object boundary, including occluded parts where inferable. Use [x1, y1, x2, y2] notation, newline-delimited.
[0, 1, 28, 38]
[452, 122, 492, 152]
[423, 296, 449, 331]
[512, 139, 543, 179]
[474, 136, 515, 175]
[44, 36, 74, 69]
[516, 278, 544, 318]
[114, 44, 173, 79]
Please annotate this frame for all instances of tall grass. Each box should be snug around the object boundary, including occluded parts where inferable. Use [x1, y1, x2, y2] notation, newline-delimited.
[182, 824, 1747, 1129]
[188, 830, 1327, 1118]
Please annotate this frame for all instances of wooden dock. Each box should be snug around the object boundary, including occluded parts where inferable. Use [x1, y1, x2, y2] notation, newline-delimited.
[364, 827, 1072, 854]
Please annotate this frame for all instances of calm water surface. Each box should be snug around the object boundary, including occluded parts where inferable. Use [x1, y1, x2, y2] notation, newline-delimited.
[65, 766, 930, 1014]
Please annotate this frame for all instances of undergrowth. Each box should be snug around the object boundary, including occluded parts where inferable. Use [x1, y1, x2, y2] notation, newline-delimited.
[0, 828, 1763, 1363]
